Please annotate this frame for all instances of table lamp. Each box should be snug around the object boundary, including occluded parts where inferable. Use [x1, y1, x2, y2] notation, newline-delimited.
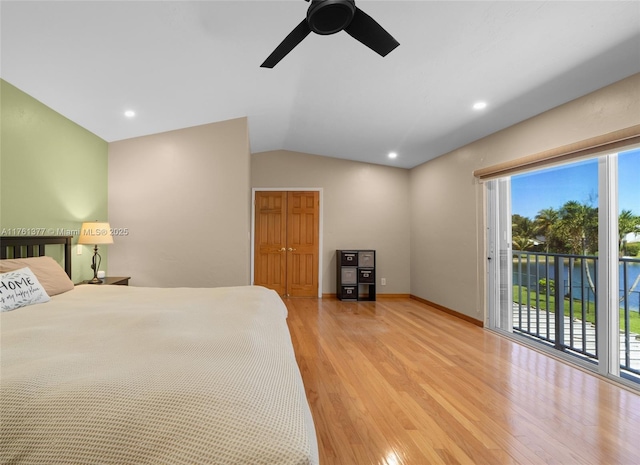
[78, 221, 113, 284]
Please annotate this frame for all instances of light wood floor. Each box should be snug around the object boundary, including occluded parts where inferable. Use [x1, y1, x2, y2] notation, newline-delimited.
[284, 297, 640, 465]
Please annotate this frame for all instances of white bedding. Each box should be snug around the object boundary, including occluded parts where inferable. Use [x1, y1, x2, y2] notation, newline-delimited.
[0, 285, 318, 465]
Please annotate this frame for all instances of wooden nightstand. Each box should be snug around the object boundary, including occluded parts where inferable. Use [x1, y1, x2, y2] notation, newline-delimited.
[80, 277, 130, 286]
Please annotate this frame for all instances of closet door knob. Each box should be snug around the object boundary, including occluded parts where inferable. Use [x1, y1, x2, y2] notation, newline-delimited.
[288, 247, 296, 252]
[279, 247, 286, 252]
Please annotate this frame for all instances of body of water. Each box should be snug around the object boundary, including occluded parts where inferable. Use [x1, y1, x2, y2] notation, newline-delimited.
[513, 256, 640, 312]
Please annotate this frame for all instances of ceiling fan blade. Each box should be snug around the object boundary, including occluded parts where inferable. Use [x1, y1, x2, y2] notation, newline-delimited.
[261, 19, 312, 68]
[344, 7, 399, 57]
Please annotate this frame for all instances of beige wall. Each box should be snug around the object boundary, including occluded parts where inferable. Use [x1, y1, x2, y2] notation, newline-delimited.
[410, 73, 640, 322]
[108, 118, 251, 287]
[105, 73, 639, 309]
[251, 150, 411, 295]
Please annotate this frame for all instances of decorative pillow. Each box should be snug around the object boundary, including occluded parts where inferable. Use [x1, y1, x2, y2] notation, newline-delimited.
[1, 267, 51, 312]
[0, 256, 74, 296]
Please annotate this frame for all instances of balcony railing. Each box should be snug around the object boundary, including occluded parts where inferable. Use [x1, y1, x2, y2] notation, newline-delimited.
[512, 251, 640, 378]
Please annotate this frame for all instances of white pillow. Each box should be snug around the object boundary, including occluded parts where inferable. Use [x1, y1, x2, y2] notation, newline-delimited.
[0, 267, 51, 312]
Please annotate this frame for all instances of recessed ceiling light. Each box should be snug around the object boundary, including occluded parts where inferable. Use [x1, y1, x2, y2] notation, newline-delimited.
[473, 101, 487, 110]
[124, 110, 136, 118]
[388, 152, 398, 159]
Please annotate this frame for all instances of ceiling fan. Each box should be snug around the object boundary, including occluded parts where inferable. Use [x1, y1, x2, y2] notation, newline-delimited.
[261, 0, 399, 68]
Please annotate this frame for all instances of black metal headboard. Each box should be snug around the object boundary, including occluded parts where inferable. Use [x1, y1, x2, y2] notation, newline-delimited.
[0, 236, 72, 278]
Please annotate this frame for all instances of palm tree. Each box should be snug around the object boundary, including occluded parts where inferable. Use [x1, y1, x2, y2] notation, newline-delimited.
[534, 207, 558, 252]
[512, 236, 533, 251]
[552, 200, 598, 296]
[554, 201, 598, 255]
[512, 215, 537, 251]
[618, 209, 640, 256]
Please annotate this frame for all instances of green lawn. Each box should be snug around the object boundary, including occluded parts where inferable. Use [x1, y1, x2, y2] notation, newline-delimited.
[512, 285, 640, 335]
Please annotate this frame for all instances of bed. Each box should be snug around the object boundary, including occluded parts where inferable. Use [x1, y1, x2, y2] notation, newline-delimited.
[0, 236, 319, 465]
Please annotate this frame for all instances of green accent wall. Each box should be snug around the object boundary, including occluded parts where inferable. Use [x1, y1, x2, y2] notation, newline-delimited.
[1, 79, 108, 282]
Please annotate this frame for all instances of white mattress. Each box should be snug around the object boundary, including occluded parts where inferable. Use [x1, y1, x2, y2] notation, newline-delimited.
[0, 285, 318, 465]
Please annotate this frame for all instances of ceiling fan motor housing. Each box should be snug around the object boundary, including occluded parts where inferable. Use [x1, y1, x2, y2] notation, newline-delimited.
[307, 0, 356, 35]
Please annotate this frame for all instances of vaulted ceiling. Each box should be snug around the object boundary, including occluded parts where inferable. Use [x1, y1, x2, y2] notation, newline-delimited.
[2, 1, 639, 168]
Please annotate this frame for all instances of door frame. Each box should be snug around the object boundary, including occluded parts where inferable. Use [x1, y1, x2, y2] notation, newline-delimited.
[251, 187, 324, 298]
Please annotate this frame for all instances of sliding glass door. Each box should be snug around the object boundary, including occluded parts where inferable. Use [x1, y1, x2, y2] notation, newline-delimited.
[486, 147, 640, 388]
[617, 149, 640, 381]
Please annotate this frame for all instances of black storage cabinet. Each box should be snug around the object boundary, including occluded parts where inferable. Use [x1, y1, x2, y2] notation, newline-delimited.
[336, 250, 376, 301]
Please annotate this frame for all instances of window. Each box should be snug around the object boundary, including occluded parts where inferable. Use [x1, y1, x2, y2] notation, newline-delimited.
[487, 147, 640, 388]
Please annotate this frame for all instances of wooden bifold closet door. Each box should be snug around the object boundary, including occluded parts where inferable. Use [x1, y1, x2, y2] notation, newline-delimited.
[254, 191, 319, 297]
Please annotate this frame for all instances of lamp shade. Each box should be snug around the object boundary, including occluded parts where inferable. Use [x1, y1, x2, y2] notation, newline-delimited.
[78, 222, 114, 245]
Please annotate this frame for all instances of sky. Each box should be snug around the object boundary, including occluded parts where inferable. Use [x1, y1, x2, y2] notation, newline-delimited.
[511, 147, 640, 220]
